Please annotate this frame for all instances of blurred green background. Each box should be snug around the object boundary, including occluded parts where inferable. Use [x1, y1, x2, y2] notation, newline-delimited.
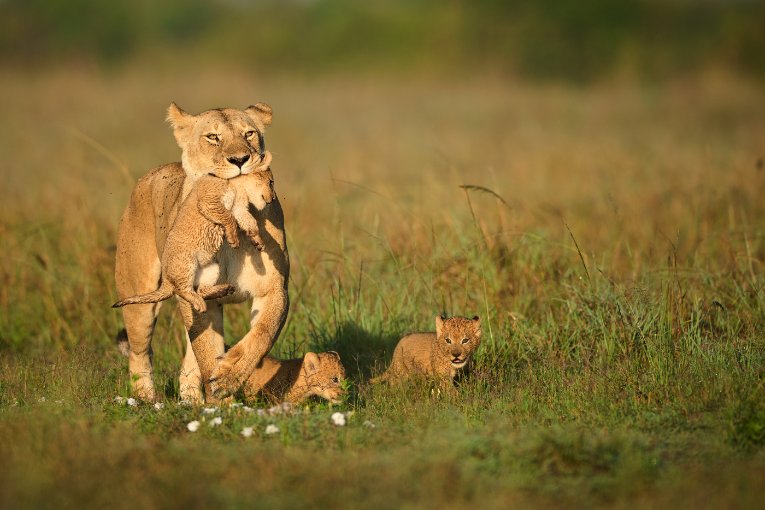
[2, 0, 764, 82]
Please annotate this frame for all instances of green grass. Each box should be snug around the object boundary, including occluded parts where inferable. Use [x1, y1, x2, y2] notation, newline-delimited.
[1, 67, 765, 508]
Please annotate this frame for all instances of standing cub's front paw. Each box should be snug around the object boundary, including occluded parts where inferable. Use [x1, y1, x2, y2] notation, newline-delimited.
[246, 230, 264, 251]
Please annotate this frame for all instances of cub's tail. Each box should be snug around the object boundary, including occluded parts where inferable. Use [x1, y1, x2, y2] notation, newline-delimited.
[369, 372, 389, 385]
[112, 281, 174, 308]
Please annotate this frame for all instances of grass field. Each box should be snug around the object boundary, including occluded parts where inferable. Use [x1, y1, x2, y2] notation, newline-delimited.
[1, 66, 764, 508]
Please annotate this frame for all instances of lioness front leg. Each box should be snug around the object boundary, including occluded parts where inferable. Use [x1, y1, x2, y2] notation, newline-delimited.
[178, 298, 226, 403]
[209, 287, 288, 398]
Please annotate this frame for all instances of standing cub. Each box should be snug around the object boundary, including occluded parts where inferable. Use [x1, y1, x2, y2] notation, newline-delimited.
[112, 153, 274, 313]
[372, 315, 481, 387]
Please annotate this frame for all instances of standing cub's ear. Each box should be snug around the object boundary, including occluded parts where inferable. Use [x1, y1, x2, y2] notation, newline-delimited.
[246, 103, 273, 128]
[166, 102, 194, 149]
[304, 352, 320, 376]
[471, 316, 482, 337]
[435, 314, 444, 336]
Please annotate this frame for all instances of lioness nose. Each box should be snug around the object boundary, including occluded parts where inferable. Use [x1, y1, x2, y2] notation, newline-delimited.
[227, 154, 250, 168]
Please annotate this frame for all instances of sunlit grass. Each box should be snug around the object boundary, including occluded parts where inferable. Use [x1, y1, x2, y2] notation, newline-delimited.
[0, 67, 764, 508]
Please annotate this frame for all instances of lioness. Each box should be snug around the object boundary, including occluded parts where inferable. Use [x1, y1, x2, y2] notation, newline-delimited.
[372, 315, 481, 389]
[179, 343, 346, 405]
[112, 158, 274, 313]
[114, 102, 289, 402]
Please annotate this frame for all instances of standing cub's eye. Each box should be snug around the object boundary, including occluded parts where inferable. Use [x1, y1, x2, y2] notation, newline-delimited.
[445, 338, 452, 344]
[331, 377, 339, 383]
[205, 133, 220, 143]
[244, 130, 256, 140]
[461, 338, 470, 344]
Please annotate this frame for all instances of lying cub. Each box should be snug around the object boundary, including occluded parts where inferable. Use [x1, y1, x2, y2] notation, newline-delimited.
[372, 315, 481, 388]
[112, 152, 274, 313]
[243, 351, 346, 404]
[179, 348, 346, 404]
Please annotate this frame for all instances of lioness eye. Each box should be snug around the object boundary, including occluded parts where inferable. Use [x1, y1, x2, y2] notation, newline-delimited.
[205, 133, 219, 142]
[461, 338, 469, 344]
[332, 377, 339, 383]
[445, 338, 452, 344]
[244, 130, 256, 139]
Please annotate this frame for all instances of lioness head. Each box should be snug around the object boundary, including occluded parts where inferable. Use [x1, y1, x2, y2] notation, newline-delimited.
[302, 351, 346, 404]
[167, 102, 273, 181]
[434, 315, 481, 369]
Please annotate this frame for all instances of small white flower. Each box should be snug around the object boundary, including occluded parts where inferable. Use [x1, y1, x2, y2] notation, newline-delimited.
[38, 396, 46, 403]
[114, 396, 125, 404]
[363, 420, 376, 429]
[241, 427, 254, 438]
[256, 409, 266, 417]
[202, 407, 218, 415]
[54, 399, 64, 405]
[209, 416, 223, 427]
[126, 398, 138, 407]
[265, 424, 279, 435]
[242, 406, 253, 413]
[229, 402, 243, 408]
[154, 402, 164, 410]
[187, 420, 201, 432]
[331, 412, 346, 427]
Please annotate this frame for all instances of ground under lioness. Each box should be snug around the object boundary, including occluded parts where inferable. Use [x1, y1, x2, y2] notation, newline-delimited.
[372, 315, 481, 388]
[113, 155, 274, 313]
[179, 346, 346, 404]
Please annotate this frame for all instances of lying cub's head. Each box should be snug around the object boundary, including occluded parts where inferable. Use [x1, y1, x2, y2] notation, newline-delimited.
[167, 102, 273, 180]
[434, 315, 482, 369]
[301, 351, 346, 404]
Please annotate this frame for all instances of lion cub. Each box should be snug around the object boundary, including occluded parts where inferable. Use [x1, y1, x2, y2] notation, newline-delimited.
[242, 351, 347, 404]
[113, 152, 274, 312]
[372, 315, 481, 387]
[179, 351, 345, 405]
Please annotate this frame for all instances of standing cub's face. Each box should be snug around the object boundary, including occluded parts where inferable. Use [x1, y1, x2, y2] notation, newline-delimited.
[303, 351, 347, 404]
[435, 315, 482, 368]
[167, 102, 273, 180]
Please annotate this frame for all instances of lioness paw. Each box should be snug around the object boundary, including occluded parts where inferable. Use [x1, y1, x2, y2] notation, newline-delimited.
[208, 348, 248, 398]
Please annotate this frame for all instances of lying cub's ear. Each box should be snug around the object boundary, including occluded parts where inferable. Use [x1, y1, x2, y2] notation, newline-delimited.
[246, 102, 273, 128]
[327, 351, 341, 360]
[304, 352, 320, 376]
[166, 102, 194, 148]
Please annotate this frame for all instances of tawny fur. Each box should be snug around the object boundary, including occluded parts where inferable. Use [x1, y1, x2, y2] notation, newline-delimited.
[112, 159, 274, 313]
[114, 103, 289, 403]
[178, 345, 346, 405]
[372, 315, 481, 389]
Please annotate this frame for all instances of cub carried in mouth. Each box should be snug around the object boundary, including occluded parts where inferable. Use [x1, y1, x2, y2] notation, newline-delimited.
[371, 315, 481, 389]
[112, 151, 274, 313]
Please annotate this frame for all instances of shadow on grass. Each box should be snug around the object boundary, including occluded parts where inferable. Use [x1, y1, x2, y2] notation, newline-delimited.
[309, 320, 401, 382]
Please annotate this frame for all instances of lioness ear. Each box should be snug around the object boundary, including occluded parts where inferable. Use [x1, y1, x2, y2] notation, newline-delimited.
[304, 352, 320, 376]
[327, 350, 340, 360]
[246, 102, 272, 128]
[166, 102, 194, 148]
